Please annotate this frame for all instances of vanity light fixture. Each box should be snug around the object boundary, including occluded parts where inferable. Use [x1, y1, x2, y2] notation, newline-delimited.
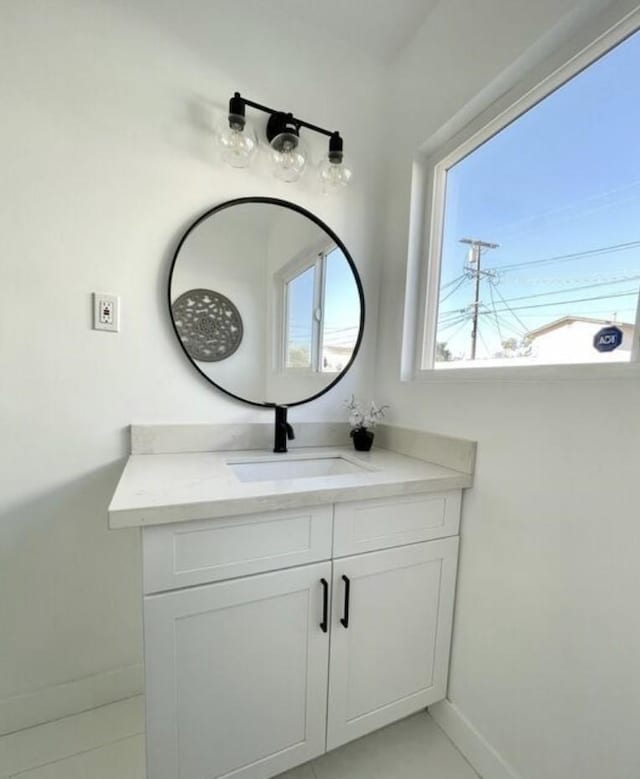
[217, 92, 352, 189]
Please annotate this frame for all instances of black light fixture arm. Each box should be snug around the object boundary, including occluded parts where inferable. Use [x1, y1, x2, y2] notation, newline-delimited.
[229, 92, 344, 161]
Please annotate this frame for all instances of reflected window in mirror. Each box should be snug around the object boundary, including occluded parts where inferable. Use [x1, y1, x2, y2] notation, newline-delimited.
[321, 247, 360, 372]
[285, 264, 315, 369]
[282, 246, 359, 374]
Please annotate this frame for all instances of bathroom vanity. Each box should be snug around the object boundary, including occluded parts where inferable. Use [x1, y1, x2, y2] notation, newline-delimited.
[108, 199, 475, 778]
[109, 423, 475, 779]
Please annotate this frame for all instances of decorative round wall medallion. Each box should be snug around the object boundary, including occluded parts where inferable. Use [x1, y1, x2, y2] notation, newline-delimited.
[171, 289, 243, 362]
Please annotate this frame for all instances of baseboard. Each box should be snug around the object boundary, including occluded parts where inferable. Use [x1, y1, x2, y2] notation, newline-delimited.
[0, 663, 144, 736]
[429, 699, 522, 779]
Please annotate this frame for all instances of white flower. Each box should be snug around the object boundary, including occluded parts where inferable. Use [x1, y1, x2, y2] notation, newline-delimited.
[348, 411, 363, 427]
[345, 396, 389, 430]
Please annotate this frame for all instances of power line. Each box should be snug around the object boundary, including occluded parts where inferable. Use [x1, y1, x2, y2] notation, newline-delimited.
[477, 326, 492, 358]
[488, 282, 529, 333]
[476, 288, 638, 316]
[440, 289, 637, 340]
[487, 283, 503, 341]
[505, 270, 640, 286]
[486, 317, 505, 343]
[438, 314, 472, 332]
[440, 277, 640, 316]
[484, 239, 640, 274]
[439, 316, 473, 347]
[563, 307, 636, 318]
[491, 311, 529, 337]
[486, 274, 640, 306]
[439, 276, 468, 303]
[439, 243, 640, 318]
[440, 273, 467, 291]
[437, 238, 640, 350]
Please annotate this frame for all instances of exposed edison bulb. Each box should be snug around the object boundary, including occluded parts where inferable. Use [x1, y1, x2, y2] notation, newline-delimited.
[319, 155, 353, 193]
[270, 133, 307, 183]
[217, 114, 258, 169]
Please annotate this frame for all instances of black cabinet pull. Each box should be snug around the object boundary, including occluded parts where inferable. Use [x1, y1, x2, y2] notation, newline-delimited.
[320, 578, 329, 633]
[340, 575, 350, 628]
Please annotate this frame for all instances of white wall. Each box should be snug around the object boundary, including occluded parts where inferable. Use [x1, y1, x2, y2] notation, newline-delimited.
[376, 2, 640, 778]
[0, 0, 384, 733]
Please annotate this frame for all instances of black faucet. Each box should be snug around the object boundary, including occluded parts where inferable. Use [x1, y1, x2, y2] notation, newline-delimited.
[273, 405, 295, 453]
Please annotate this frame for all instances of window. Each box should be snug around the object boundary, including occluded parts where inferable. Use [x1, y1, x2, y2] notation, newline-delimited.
[285, 265, 315, 369]
[419, 23, 640, 371]
[283, 247, 359, 373]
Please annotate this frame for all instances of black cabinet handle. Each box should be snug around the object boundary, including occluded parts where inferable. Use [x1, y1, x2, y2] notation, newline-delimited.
[320, 578, 329, 633]
[340, 575, 350, 628]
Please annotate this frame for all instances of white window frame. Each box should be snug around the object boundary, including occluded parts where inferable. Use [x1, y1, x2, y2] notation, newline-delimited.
[405, 6, 640, 383]
[275, 239, 337, 375]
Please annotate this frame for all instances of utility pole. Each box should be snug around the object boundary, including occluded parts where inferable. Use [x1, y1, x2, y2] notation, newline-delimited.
[460, 238, 499, 359]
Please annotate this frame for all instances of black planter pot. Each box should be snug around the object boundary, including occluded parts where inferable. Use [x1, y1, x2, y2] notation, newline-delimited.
[350, 427, 374, 452]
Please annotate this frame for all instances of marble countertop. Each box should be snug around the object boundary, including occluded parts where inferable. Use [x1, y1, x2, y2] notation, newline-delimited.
[108, 446, 472, 529]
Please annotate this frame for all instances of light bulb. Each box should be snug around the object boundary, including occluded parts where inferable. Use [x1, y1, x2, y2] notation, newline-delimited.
[319, 155, 353, 192]
[217, 114, 258, 169]
[270, 132, 307, 182]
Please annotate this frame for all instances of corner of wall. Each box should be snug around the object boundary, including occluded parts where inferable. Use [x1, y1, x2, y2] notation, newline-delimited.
[429, 700, 522, 779]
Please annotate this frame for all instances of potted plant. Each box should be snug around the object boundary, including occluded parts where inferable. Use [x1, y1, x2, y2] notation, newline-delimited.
[345, 396, 389, 451]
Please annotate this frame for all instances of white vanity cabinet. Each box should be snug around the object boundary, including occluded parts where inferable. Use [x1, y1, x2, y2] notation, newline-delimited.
[142, 492, 461, 779]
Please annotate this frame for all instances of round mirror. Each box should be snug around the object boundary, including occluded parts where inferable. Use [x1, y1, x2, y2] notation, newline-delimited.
[168, 198, 365, 407]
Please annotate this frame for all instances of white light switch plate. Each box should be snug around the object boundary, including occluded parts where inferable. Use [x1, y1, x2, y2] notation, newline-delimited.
[93, 293, 120, 332]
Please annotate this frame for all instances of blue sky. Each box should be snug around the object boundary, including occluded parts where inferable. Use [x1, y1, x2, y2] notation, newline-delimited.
[437, 28, 640, 360]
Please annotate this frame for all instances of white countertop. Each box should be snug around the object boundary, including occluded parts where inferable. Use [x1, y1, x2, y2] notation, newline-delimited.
[108, 446, 472, 529]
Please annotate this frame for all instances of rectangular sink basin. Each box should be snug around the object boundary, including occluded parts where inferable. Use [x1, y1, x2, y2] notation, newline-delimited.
[229, 456, 369, 483]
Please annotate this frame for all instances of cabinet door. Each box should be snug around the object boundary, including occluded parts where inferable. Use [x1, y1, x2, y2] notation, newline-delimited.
[144, 562, 331, 779]
[327, 538, 459, 750]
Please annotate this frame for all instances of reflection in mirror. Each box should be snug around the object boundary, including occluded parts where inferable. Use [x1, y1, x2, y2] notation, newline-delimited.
[169, 199, 364, 406]
[283, 246, 360, 373]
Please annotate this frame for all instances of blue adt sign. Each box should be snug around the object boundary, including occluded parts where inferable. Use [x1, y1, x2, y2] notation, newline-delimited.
[593, 325, 623, 353]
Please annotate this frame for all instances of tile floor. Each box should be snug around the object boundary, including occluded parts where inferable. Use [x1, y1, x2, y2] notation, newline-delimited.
[0, 697, 479, 779]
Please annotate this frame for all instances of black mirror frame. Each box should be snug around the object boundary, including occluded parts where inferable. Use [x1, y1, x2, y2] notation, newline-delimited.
[167, 197, 366, 409]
